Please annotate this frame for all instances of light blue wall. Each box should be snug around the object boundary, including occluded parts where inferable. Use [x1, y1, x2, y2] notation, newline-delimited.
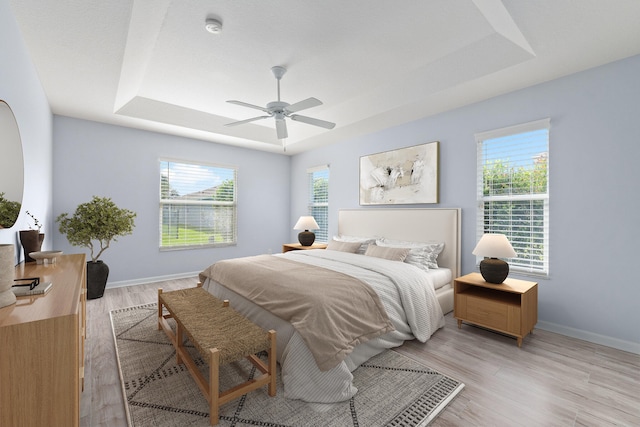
[0, 0, 53, 262]
[3, 0, 638, 351]
[52, 117, 291, 283]
[291, 55, 640, 351]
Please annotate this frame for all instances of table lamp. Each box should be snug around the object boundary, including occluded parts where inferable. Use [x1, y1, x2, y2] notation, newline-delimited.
[293, 216, 319, 246]
[472, 233, 517, 284]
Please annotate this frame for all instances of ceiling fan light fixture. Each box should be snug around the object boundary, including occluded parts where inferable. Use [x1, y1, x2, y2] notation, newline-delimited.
[205, 18, 223, 34]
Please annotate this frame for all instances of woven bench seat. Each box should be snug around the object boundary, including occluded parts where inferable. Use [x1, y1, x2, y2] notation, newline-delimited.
[158, 285, 276, 425]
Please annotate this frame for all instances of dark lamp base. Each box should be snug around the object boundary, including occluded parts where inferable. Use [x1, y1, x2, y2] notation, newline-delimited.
[298, 230, 316, 246]
[479, 258, 509, 284]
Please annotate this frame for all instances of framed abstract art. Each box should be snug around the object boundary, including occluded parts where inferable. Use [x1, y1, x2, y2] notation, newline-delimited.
[359, 141, 439, 205]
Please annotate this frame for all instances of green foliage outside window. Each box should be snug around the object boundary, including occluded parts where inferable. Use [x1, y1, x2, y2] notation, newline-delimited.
[483, 156, 547, 196]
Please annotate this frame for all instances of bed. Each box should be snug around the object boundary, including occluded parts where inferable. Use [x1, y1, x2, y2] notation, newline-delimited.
[199, 208, 461, 403]
[338, 208, 460, 314]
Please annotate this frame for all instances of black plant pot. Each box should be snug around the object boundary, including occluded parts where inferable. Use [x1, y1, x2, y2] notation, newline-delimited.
[87, 260, 109, 300]
[19, 230, 44, 262]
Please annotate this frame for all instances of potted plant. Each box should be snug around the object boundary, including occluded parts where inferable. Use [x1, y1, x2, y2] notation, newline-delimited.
[57, 196, 136, 299]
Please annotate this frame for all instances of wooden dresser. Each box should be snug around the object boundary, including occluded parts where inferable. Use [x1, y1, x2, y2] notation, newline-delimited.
[0, 253, 86, 426]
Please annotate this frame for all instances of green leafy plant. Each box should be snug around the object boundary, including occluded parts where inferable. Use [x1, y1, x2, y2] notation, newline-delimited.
[0, 192, 21, 229]
[56, 196, 136, 262]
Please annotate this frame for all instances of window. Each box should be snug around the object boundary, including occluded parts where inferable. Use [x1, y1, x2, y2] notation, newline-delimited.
[476, 119, 550, 276]
[307, 165, 329, 243]
[159, 159, 237, 249]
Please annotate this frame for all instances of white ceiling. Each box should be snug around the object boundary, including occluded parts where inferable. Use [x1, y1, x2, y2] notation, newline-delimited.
[9, 0, 640, 155]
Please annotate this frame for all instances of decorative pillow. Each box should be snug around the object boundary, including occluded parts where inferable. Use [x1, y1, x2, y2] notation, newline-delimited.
[376, 239, 444, 270]
[332, 235, 376, 254]
[364, 245, 411, 262]
[326, 239, 362, 253]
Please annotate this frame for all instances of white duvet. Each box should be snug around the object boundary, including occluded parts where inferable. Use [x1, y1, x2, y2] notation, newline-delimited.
[202, 249, 445, 403]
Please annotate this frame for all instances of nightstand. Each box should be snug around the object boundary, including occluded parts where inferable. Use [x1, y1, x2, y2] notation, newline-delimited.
[454, 272, 538, 347]
[282, 243, 328, 253]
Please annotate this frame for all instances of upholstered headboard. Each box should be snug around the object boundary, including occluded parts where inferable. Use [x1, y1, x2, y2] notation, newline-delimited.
[338, 208, 461, 278]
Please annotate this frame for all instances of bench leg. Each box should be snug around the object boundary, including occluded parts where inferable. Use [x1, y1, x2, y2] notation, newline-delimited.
[268, 330, 277, 397]
[210, 348, 220, 426]
[176, 323, 184, 365]
[157, 288, 163, 331]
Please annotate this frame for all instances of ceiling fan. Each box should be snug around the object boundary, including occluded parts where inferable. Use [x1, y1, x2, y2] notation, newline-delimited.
[225, 66, 336, 140]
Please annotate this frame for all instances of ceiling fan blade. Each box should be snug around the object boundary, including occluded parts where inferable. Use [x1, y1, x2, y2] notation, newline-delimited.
[227, 100, 270, 113]
[285, 97, 322, 113]
[275, 118, 288, 139]
[290, 114, 336, 129]
[225, 116, 270, 127]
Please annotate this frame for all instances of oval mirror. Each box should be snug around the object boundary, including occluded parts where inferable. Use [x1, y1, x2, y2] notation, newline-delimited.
[0, 100, 24, 229]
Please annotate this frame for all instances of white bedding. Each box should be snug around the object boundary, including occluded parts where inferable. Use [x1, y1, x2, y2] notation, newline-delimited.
[429, 267, 452, 290]
[202, 249, 445, 403]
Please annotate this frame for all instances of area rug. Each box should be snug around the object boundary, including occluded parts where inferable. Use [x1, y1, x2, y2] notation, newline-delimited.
[111, 303, 463, 426]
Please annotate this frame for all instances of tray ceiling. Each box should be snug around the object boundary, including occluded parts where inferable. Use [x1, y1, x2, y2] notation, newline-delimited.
[9, 0, 640, 154]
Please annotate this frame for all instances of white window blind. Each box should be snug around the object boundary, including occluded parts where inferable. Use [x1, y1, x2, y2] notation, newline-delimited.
[307, 165, 329, 243]
[476, 119, 550, 276]
[159, 159, 237, 249]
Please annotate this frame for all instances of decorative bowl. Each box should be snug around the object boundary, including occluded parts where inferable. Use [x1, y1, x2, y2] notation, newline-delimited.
[29, 250, 63, 265]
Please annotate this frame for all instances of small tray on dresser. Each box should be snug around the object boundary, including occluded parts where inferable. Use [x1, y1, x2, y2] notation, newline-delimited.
[29, 250, 63, 265]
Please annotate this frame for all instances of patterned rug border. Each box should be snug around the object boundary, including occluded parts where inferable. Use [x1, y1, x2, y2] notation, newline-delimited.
[110, 303, 157, 426]
[110, 302, 464, 427]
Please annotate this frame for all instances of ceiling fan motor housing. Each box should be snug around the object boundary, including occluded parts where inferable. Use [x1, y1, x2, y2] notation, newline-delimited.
[267, 101, 290, 114]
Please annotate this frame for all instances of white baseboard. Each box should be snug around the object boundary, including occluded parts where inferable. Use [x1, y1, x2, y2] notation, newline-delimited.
[106, 271, 201, 289]
[536, 320, 640, 355]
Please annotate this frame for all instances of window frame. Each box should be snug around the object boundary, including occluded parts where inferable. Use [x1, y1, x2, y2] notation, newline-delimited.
[159, 158, 237, 251]
[307, 164, 329, 243]
[475, 118, 550, 277]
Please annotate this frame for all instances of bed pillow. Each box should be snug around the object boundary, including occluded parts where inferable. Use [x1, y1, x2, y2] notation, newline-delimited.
[332, 235, 376, 254]
[376, 239, 444, 270]
[326, 239, 362, 253]
[364, 245, 411, 262]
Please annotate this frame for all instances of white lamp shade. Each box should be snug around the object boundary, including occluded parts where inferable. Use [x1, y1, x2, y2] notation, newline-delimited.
[472, 234, 517, 258]
[293, 216, 319, 231]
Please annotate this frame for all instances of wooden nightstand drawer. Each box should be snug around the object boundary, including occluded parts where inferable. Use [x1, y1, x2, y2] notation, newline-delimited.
[463, 294, 521, 334]
[465, 295, 508, 330]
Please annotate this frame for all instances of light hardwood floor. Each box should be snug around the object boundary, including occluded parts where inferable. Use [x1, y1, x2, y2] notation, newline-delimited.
[81, 277, 640, 426]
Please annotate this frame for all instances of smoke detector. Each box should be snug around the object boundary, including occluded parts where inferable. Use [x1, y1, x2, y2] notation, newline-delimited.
[205, 18, 223, 34]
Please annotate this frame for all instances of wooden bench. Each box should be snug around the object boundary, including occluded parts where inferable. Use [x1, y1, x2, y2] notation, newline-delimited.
[157, 284, 276, 425]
